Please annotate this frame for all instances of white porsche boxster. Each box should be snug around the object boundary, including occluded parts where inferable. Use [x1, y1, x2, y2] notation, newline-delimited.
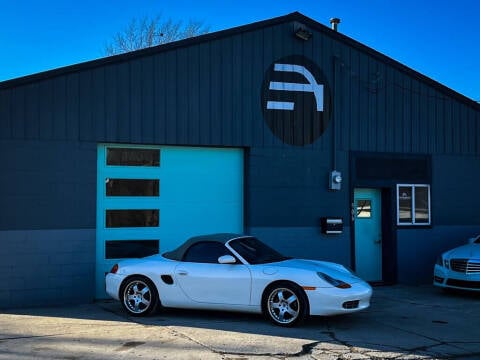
[106, 233, 372, 326]
[434, 235, 480, 291]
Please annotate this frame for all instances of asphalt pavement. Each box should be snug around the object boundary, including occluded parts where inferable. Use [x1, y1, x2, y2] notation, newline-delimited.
[1, 285, 479, 360]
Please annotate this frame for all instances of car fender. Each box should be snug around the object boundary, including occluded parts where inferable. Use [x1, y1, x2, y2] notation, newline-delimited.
[248, 265, 322, 307]
[115, 257, 192, 307]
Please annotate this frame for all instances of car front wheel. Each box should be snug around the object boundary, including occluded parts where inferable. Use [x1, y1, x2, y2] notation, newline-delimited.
[121, 276, 158, 316]
[263, 282, 307, 327]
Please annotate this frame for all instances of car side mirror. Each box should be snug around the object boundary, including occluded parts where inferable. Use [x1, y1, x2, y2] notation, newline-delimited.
[218, 255, 236, 264]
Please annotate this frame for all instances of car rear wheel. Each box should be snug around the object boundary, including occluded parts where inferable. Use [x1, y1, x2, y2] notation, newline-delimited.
[121, 276, 158, 316]
[263, 282, 307, 327]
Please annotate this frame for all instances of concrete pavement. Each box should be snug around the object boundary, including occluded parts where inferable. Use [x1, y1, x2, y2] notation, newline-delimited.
[1, 285, 479, 359]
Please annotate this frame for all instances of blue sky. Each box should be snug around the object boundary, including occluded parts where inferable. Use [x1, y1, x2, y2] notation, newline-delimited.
[1, 0, 479, 100]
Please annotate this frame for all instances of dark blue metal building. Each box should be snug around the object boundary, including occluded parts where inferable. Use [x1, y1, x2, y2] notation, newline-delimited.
[1, 12, 479, 308]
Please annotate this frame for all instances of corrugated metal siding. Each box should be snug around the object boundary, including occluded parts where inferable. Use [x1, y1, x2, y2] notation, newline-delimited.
[0, 88, 10, 139]
[337, 44, 480, 155]
[0, 140, 96, 230]
[1, 20, 478, 154]
[248, 146, 348, 227]
[0, 23, 326, 149]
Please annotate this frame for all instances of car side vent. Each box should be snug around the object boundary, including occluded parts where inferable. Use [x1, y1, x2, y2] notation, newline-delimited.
[161, 275, 174, 285]
[342, 300, 359, 309]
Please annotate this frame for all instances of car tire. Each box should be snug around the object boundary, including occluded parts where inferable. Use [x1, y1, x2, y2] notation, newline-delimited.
[120, 276, 159, 316]
[262, 281, 308, 327]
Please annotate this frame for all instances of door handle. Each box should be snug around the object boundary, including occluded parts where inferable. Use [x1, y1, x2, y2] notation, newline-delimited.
[374, 239, 382, 244]
[177, 270, 188, 276]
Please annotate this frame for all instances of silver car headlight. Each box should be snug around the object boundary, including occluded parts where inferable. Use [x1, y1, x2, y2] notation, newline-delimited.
[317, 272, 351, 289]
[436, 256, 450, 269]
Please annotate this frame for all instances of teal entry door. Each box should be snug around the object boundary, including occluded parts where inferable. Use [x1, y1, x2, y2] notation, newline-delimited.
[354, 188, 382, 282]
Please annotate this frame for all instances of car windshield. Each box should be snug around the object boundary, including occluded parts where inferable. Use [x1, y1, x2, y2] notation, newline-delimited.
[229, 237, 291, 264]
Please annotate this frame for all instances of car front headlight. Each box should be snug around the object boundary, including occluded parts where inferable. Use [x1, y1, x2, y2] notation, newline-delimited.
[317, 272, 351, 289]
[435, 255, 450, 269]
[436, 256, 450, 269]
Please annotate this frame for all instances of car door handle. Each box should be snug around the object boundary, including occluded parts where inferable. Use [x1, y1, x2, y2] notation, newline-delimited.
[176, 270, 188, 276]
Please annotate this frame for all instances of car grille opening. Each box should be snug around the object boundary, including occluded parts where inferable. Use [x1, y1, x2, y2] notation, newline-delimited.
[450, 259, 480, 273]
[446, 279, 480, 289]
[434, 276, 444, 283]
[342, 300, 360, 309]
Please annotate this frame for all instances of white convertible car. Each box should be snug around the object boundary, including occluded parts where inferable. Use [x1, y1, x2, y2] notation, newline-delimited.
[434, 235, 480, 291]
[106, 233, 372, 326]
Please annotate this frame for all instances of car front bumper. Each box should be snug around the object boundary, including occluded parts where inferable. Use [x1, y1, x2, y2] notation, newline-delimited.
[433, 264, 480, 291]
[307, 281, 372, 316]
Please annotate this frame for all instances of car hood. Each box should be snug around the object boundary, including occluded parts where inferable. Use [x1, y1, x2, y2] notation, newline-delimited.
[265, 259, 362, 283]
[445, 244, 480, 259]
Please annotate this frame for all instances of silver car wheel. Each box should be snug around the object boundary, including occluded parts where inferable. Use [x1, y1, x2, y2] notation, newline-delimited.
[122, 279, 153, 315]
[267, 287, 300, 325]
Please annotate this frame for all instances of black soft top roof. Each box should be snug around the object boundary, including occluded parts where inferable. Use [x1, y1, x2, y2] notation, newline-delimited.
[163, 233, 251, 261]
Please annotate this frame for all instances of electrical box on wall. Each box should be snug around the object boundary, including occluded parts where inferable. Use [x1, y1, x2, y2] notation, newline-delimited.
[329, 170, 342, 190]
[320, 217, 343, 234]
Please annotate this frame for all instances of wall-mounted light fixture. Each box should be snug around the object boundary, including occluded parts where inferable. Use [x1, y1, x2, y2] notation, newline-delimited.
[295, 27, 312, 41]
[293, 21, 312, 41]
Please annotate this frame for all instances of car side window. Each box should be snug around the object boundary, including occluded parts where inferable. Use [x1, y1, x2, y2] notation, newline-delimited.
[182, 241, 235, 264]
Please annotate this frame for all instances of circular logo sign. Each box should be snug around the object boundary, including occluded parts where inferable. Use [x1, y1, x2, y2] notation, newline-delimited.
[261, 55, 331, 146]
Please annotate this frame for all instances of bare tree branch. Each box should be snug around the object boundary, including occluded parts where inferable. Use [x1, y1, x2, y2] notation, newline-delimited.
[104, 14, 209, 55]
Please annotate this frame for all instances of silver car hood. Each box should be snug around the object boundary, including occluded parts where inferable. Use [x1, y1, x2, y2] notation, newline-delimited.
[266, 258, 361, 282]
[445, 244, 480, 259]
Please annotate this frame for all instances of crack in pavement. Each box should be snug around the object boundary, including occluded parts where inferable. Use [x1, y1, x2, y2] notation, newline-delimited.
[0, 334, 67, 341]
[166, 326, 322, 358]
[314, 321, 480, 360]
[115, 341, 146, 352]
[371, 320, 478, 358]
[98, 303, 480, 360]
[104, 305, 323, 358]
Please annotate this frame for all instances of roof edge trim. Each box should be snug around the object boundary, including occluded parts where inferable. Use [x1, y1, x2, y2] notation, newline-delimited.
[0, 11, 478, 111]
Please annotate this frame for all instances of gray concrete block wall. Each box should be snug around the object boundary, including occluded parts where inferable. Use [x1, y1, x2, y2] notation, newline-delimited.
[0, 229, 95, 309]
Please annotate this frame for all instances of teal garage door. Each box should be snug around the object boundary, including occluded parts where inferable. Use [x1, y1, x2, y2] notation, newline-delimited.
[95, 145, 244, 298]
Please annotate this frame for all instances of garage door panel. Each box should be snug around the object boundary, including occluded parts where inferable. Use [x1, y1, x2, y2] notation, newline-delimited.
[96, 145, 244, 298]
[160, 205, 242, 229]
[160, 184, 241, 202]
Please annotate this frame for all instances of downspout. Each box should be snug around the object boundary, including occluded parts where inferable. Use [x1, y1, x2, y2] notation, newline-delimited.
[329, 18, 342, 191]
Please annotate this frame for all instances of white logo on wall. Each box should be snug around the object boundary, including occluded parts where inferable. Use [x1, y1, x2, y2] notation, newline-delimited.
[266, 64, 324, 112]
[261, 55, 331, 146]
